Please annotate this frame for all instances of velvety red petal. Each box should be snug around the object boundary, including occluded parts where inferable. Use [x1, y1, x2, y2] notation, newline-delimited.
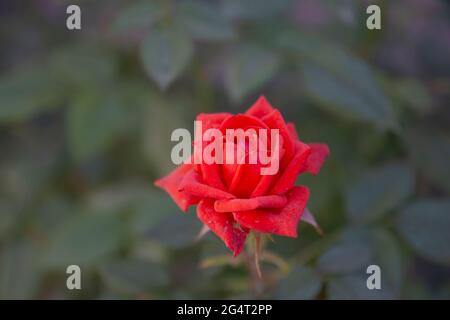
[196, 112, 232, 131]
[222, 141, 264, 198]
[221, 161, 238, 189]
[179, 169, 235, 200]
[300, 143, 330, 176]
[245, 95, 275, 119]
[233, 186, 310, 237]
[197, 199, 248, 256]
[261, 109, 295, 167]
[250, 173, 279, 197]
[250, 141, 286, 197]
[199, 163, 227, 191]
[154, 164, 200, 212]
[214, 195, 287, 212]
[220, 114, 270, 132]
[195, 113, 231, 191]
[270, 141, 311, 195]
[287, 122, 299, 141]
[228, 162, 264, 198]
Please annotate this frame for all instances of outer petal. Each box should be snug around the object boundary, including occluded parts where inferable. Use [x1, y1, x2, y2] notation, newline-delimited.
[214, 195, 287, 212]
[245, 95, 274, 119]
[179, 169, 235, 200]
[154, 164, 200, 212]
[270, 141, 311, 195]
[300, 143, 330, 176]
[234, 186, 310, 237]
[197, 199, 248, 256]
[287, 122, 299, 141]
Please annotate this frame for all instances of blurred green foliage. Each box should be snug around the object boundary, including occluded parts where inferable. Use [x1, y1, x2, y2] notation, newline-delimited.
[0, 0, 449, 299]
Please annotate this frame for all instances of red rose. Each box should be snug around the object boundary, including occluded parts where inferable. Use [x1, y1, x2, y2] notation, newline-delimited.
[154, 96, 329, 256]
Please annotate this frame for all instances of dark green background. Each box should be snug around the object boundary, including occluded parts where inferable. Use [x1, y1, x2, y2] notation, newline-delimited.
[0, 0, 449, 299]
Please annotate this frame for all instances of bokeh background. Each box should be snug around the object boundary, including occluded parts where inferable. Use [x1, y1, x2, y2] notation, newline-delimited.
[0, 0, 449, 299]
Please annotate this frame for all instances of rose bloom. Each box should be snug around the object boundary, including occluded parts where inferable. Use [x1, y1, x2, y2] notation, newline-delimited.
[155, 96, 329, 256]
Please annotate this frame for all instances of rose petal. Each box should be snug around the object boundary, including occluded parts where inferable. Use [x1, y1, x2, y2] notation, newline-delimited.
[300, 143, 330, 176]
[270, 141, 311, 195]
[222, 139, 264, 198]
[245, 95, 275, 119]
[214, 195, 287, 212]
[287, 122, 299, 141]
[250, 173, 279, 197]
[195, 113, 231, 191]
[196, 112, 232, 131]
[197, 199, 248, 256]
[234, 186, 310, 237]
[228, 162, 264, 198]
[220, 113, 270, 132]
[179, 169, 235, 200]
[199, 163, 227, 190]
[250, 141, 285, 197]
[154, 164, 200, 212]
[261, 109, 295, 167]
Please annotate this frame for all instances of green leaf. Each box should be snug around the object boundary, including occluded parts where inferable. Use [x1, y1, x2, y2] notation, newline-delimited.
[302, 60, 394, 128]
[0, 242, 42, 299]
[131, 191, 181, 238]
[283, 36, 395, 128]
[145, 212, 201, 249]
[112, 1, 162, 34]
[327, 274, 394, 299]
[99, 258, 168, 295]
[225, 45, 280, 101]
[222, 0, 291, 20]
[390, 78, 432, 114]
[177, 1, 235, 41]
[322, 227, 401, 297]
[140, 24, 194, 90]
[396, 199, 450, 266]
[32, 195, 76, 234]
[345, 163, 414, 223]
[370, 228, 404, 295]
[44, 212, 126, 268]
[0, 65, 63, 123]
[276, 266, 322, 299]
[50, 44, 115, 90]
[67, 92, 130, 161]
[403, 126, 450, 193]
[0, 199, 16, 238]
[141, 95, 191, 174]
[317, 240, 373, 274]
[84, 182, 181, 238]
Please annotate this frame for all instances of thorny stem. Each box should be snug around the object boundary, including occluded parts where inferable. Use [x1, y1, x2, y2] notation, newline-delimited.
[254, 232, 262, 278]
[241, 250, 265, 297]
[241, 232, 265, 297]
